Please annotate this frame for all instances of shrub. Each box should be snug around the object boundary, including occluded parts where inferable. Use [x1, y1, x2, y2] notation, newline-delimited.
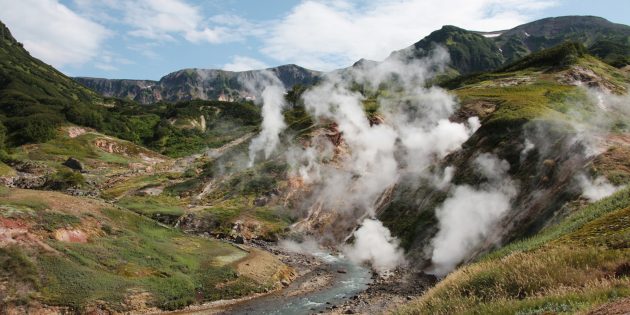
[45, 169, 85, 190]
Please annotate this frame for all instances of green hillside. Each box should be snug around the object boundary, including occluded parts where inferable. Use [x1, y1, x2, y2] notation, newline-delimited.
[391, 42, 630, 314]
[392, 16, 630, 76]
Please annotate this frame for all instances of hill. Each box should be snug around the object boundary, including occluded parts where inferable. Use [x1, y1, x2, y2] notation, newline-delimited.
[390, 16, 630, 75]
[1, 14, 630, 315]
[75, 64, 321, 104]
[385, 41, 630, 314]
[0, 19, 294, 313]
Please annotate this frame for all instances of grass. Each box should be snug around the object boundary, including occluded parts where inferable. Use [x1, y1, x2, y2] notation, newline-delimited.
[455, 80, 574, 126]
[0, 246, 40, 305]
[101, 173, 175, 200]
[486, 186, 630, 260]
[252, 207, 292, 236]
[0, 160, 16, 176]
[396, 187, 630, 315]
[0, 187, 273, 311]
[36, 206, 263, 311]
[11, 131, 153, 169]
[117, 195, 185, 218]
[38, 211, 81, 231]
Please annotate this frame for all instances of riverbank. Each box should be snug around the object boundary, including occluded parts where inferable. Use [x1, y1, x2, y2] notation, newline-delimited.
[159, 238, 436, 315]
[328, 267, 437, 314]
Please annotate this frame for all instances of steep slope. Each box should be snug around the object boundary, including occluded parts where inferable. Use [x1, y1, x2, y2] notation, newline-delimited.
[381, 42, 630, 260]
[396, 188, 630, 314]
[390, 25, 505, 74]
[0, 20, 104, 145]
[0, 21, 293, 314]
[389, 16, 630, 75]
[0, 19, 263, 158]
[75, 64, 321, 104]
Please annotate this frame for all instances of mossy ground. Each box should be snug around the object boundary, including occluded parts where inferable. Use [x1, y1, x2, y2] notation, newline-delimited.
[0, 188, 277, 311]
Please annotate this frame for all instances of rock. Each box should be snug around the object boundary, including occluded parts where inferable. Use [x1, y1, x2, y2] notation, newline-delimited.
[337, 269, 347, 274]
[63, 157, 84, 171]
[254, 196, 268, 207]
[343, 309, 356, 314]
[234, 235, 245, 244]
[13, 174, 46, 189]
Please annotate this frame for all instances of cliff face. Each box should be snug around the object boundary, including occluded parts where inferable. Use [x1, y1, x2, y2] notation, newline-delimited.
[75, 64, 321, 104]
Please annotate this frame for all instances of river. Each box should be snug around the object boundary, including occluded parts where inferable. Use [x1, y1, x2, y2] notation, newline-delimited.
[218, 251, 372, 315]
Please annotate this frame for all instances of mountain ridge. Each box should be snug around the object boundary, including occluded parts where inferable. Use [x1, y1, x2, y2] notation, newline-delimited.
[75, 64, 321, 104]
[389, 15, 630, 75]
[76, 15, 630, 104]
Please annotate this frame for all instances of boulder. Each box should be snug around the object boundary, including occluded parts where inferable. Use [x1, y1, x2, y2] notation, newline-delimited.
[63, 157, 84, 171]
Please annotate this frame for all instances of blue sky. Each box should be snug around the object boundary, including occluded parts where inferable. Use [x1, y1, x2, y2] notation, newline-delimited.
[1, 0, 629, 80]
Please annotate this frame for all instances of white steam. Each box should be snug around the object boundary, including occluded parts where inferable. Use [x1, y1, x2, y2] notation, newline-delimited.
[240, 71, 287, 166]
[576, 174, 622, 202]
[278, 237, 321, 254]
[567, 89, 629, 202]
[430, 153, 517, 277]
[520, 138, 535, 161]
[286, 47, 480, 274]
[343, 218, 406, 274]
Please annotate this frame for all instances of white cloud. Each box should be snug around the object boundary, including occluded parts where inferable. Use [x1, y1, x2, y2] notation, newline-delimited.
[223, 56, 269, 71]
[77, 0, 252, 44]
[262, 0, 557, 70]
[94, 51, 134, 72]
[0, 0, 110, 68]
[124, 0, 223, 42]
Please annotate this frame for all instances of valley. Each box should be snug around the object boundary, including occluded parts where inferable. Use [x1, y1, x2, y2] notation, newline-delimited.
[1, 13, 630, 315]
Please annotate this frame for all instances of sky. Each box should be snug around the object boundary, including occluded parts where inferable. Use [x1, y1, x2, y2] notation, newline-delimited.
[0, 0, 629, 80]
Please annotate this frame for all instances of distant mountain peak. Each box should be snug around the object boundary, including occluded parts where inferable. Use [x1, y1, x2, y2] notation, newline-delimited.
[75, 64, 321, 104]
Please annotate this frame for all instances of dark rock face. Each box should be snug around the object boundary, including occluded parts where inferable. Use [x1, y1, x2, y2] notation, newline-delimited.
[75, 64, 321, 104]
[63, 157, 84, 171]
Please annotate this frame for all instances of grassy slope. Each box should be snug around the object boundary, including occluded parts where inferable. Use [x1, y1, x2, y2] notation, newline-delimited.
[0, 20, 261, 158]
[0, 187, 287, 312]
[396, 188, 630, 315]
[394, 45, 630, 315]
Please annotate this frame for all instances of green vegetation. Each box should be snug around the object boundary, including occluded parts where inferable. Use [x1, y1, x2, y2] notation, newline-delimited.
[147, 100, 260, 157]
[0, 20, 261, 158]
[0, 246, 40, 304]
[498, 42, 586, 73]
[396, 191, 630, 315]
[44, 169, 85, 190]
[402, 25, 504, 74]
[486, 187, 630, 260]
[37, 206, 264, 310]
[101, 173, 176, 200]
[117, 195, 185, 218]
[589, 39, 630, 68]
[0, 187, 272, 311]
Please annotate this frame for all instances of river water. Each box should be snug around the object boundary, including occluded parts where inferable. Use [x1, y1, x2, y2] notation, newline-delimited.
[220, 252, 372, 315]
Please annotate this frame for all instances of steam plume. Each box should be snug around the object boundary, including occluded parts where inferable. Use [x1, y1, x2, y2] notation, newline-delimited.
[240, 71, 287, 166]
[343, 219, 405, 274]
[430, 153, 517, 276]
[287, 47, 480, 274]
[576, 174, 622, 202]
